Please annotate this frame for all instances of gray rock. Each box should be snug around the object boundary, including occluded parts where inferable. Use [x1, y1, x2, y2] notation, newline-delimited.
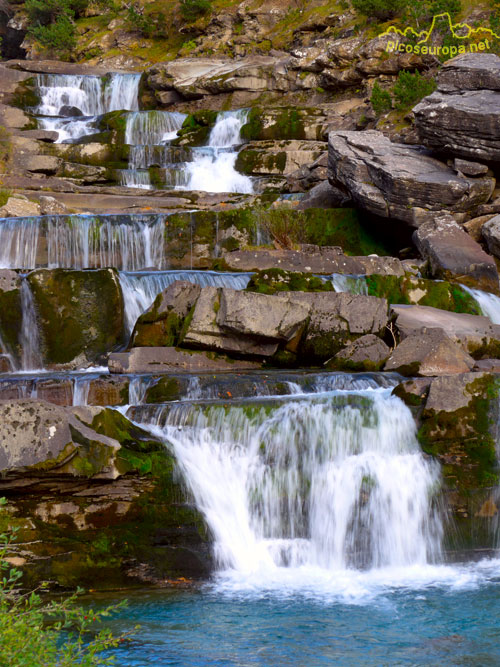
[414, 89, 500, 162]
[436, 54, 500, 93]
[297, 180, 350, 210]
[413, 214, 499, 293]
[328, 130, 494, 226]
[454, 158, 489, 177]
[424, 372, 489, 413]
[473, 359, 500, 372]
[334, 334, 390, 369]
[0, 196, 41, 217]
[140, 281, 201, 323]
[392, 377, 432, 406]
[291, 292, 388, 361]
[463, 214, 495, 242]
[108, 346, 260, 373]
[481, 214, 500, 259]
[385, 328, 475, 377]
[391, 304, 500, 356]
[0, 399, 120, 478]
[0, 269, 20, 293]
[38, 196, 68, 215]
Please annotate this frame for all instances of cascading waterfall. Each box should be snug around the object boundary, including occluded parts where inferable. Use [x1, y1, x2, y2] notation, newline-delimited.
[35, 73, 141, 143]
[182, 110, 253, 194]
[462, 285, 500, 324]
[0, 214, 167, 271]
[330, 274, 368, 295]
[20, 280, 43, 371]
[118, 270, 253, 335]
[141, 388, 442, 577]
[121, 111, 187, 189]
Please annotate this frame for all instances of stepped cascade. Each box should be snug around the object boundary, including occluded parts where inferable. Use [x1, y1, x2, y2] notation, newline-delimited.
[1, 31, 500, 664]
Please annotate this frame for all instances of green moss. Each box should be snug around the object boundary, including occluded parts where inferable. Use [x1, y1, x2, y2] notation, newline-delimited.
[144, 376, 183, 403]
[90, 408, 163, 453]
[0, 286, 22, 362]
[365, 275, 481, 314]
[247, 269, 333, 295]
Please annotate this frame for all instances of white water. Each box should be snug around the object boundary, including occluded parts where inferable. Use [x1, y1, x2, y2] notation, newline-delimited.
[0, 215, 167, 271]
[36, 73, 141, 143]
[182, 111, 253, 194]
[20, 280, 43, 371]
[143, 389, 442, 577]
[119, 270, 252, 335]
[330, 274, 368, 295]
[462, 286, 500, 324]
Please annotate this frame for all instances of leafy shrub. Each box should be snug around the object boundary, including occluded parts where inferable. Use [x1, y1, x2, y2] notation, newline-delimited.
[0, 498, 135, 666]
[427, 0, 462, 17]
[371, 82, 392, 115]
[25, 0, 88, 55]
[352, 0, 408, 20]
[30, 14, 76, 54]
[393, 70, 436, 110]
[126, 3, 156, 38]
[179, 0, 212, 22]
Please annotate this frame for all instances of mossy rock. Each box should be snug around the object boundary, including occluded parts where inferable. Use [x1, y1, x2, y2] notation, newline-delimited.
[240, 107, 308, 141]
[144, 376, 184, 403]
[27, 268, 125, 366]
[172, 110, 218, 146]
[90, 408, 163, 454]
[246, 269, 333, 295]
[0, 287, 22, 362]
[365, 275, 481, 315]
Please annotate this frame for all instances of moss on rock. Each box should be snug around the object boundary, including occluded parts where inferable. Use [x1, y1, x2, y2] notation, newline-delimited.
[246, 269, 333, 295]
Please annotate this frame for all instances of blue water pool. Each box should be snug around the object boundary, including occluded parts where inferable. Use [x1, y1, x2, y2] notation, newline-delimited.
[92, 559, 500, 666]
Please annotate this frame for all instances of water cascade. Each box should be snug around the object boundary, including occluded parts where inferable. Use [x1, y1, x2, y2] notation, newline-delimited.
[35, 73, 141, 143]
[182, 110, 253, 194]
[462, 286, 500, 324]
[20, 280, 43, 371]
[119, 270, 253, 335]
[121, 111, 187, 189]
[0, 214, 168, 271]
[140, 388, 442, 577]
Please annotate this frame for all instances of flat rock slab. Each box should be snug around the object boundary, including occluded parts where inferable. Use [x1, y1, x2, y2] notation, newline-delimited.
[413, 215, 499, 293]
[385, 328, 475, 377]
[222, 249, 405, 276]
[328, 130, 494, 226]
[391, 304, 500, 354]
[424, 372, 489, 413]
[436, 53, 500, 93]
[108, 347, 260, 373]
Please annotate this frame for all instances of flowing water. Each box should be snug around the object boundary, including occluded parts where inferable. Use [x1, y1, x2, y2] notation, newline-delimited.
[19, 280, 43, 371]
[35, 72, 141, 143]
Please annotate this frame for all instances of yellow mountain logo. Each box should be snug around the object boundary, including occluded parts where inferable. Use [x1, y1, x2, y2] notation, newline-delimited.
[380, 12, 499, 57]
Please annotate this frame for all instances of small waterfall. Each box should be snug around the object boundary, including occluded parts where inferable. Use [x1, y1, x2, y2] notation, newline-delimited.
[73, 376, 91, 406]
[119, 270, 253, 335]
[121, 111, 186, 189]
[0, 214, 167, 271]
[35, 73, 141, 143]
[141, 390, 442, 574]
[330, 274, 368, 295]
[182, 111, 253, 194]
[20, 281, 43, 371]
[462, 286, 500, 325]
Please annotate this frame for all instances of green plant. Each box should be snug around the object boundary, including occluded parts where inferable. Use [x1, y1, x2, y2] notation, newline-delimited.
[126, 3, 156, 38]
[392, 70, 436, 110]
[352, 0, 408, 20]
[371, 81, 392, 115]
[0, 498, 134, 666]
[179, 0, 212, 22]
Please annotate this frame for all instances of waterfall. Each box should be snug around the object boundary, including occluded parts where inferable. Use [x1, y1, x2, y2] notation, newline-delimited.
[182, 111, 253, 194]
[35, 73, 141, 143]
[20, 280, 43, 371]
[0, 214, 167, 271]
[330, 274, 368, 295]
[140, 389, 442, 575]
[121, 110, 187, 189]
[462, 286, 500, 325]
[118, 270, 253, 335]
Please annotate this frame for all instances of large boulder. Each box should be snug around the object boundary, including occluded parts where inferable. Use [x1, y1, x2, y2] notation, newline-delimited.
[328, 130, 495, 226]
[391, 304, 500, 357]
[414, 54, 500, 162]
[481, 214, 500, 259]
[27, 268, 125, 368]
[413, 215, 499, 293]
[385, 328, 475, 376]
[333, 334, 391, 371]
[0, 269, 21, 364]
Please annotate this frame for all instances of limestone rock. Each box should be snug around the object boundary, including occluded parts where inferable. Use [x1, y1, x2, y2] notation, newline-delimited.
[109, 346, 260, 373]
[297, 181, 350, 210]
[0, 195, 41, 217]
[425, 372, 490, 413]
[391, 304, 500, 357]
[384, 328, 475, 376]
[437, 54, 500, 93]
[413, 214, 499, 293]
[463, 214, 495, 242]
[333, 334, 390, 371]
[454, 158, 489, 177]
[38, 195, 69, 215]
[481, 214, 500, 259]
[328, 130, 495, 226]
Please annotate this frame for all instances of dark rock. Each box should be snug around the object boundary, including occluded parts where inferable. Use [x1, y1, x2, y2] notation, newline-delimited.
[481, 214, 500, 259]
[473, 359, 500, 372]
[463, 214, 495, 242]
[454, 158, 489, 177]
[297, 181, 351, 210]
[436, 53, 500, 93]
[384, 328, 475, 377]
[59, 104, 83, 117]
[109, 347, 260, 373]
[392, 377, 432, 407]
[328, 130, 494, 227]
[413, 214, 499, 293]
